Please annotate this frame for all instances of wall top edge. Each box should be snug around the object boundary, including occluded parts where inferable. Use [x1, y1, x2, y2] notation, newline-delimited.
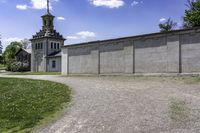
[63, 27, 200, 49]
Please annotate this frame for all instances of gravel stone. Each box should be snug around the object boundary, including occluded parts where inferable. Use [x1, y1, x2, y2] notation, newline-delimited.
[0, 75, 200, 133]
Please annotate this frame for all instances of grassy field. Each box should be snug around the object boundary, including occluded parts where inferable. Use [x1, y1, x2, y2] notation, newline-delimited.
[0, 78, 71, 133]
[8, 72, 61, 75]
[0, 64, 5, 70]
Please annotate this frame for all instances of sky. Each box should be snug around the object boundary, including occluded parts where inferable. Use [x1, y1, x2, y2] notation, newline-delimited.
[0, 0, 188, 50]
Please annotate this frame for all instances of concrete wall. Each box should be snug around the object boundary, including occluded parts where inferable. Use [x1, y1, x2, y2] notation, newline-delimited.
[62, 28, 200, 75]
[180, 32, 200, 73]
[47, 57, 61, 72]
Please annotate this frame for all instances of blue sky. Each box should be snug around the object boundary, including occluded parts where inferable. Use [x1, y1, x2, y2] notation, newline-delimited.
[0, 0, 187, 50]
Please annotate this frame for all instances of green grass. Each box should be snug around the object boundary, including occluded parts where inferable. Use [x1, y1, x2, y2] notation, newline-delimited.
[0, 78, 71, 133]
[180, 77, 200, 84]
[169, 100, 189, 122]
[8, 72, 61, 75]
[0, 64, 5, 70]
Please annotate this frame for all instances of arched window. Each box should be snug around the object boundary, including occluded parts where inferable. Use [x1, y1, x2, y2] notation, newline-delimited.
[54, 43, 56, 49]
[41, 42, 43, 49]
[51, 42, 53, 49]
[44, 20, 47, 26]
[57, 43, 59, 49]
[52, 60, 56, 68]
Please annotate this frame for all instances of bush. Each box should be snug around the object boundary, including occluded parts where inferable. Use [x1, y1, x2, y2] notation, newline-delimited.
[6, 61, 30, 72]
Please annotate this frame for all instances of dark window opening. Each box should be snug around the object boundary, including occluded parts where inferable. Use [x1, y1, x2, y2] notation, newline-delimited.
[54, 43, 57, 49]
[41, 43, 43, 49]
[52, 60, 56, 68]
[51, 42, 53, 49]
[44, 20, 46, 26]
[57, 43, 59, 49]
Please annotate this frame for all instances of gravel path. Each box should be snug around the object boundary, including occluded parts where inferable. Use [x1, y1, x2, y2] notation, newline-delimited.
[1, 75, 200, 133]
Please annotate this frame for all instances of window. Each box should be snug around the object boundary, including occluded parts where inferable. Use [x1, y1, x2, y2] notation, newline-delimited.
[52, 60, 56, 68]
[35, 42, 43, 50]
[51, 42, 53, 49]
[54, 43, 57, 49]
[57, 43, 59, 49]
[41, 43, 43, 49]
[44, 20, 46, 26]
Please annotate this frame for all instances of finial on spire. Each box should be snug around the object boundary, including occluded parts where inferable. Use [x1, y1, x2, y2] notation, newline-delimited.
[47, 0, 50, 14]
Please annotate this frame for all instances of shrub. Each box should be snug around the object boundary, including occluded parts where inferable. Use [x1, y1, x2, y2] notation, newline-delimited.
[6, 61, 30, 72]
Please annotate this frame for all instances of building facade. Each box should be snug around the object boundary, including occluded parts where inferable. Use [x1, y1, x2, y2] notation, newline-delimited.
[62, 27, 200, 75]
[30, 8, 65, 72]
[29, 1, 200, 75]
[15, 48, 31, 70]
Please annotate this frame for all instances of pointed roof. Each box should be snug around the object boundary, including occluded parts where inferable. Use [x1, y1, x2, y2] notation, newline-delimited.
[41, 0, 54, 17]
[30, 0, 65, 41]
[47, 0, 50, 14]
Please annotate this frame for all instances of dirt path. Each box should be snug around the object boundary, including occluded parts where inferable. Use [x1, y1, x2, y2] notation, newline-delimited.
[1, 75, 200, 133]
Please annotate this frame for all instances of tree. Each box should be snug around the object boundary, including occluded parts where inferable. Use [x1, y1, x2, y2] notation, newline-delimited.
[159, 18, 177, 32]
[21, 38, 31, 49]
[0, 35, 2, 55]
[2, 41, 22, 64]
[0, 35, 3, 64]
[183, 0, 200, 27]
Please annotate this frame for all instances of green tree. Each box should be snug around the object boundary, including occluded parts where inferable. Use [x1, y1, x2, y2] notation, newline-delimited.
[159, 18, 177, 32]
[2, 41, 22, 64]
[183, 0, 200, 27]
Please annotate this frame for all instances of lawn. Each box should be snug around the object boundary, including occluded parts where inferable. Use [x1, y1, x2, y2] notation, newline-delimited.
[0, 78, 71, 133]
[0, 64, 5, 70]
[8, 72, 61, 75]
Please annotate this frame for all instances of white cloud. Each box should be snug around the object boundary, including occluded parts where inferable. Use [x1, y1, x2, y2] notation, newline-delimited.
[16, 0, 59, 11]
[1, 37, 22, 51]
[77, 31, 96, 39]
[57, 17, 65, 21]
[66, 36, 79, 40]
[4, 37, 22, 43]
[159, 18, 166, 22]
[89, 0, 125, 8]
[31, 0, 50, 10]
[67, 31, 96, 40]
[131, 0, 143, 6]
[16, 5, 28, 10]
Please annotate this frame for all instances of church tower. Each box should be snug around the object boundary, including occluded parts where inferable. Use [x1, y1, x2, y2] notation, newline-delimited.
[30, 0, 65, 72]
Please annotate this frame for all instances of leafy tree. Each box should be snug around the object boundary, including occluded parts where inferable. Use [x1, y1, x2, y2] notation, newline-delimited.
[0, 35, 2, 55]
[2, 41, 22, 64]
[0, 35, 3, 64]
[183, 0, 200, 27]
[159, 18, 177, 32]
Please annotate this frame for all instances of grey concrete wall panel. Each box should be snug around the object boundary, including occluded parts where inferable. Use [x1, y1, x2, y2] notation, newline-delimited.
[124, 40, 134, 73]
[181, 32, 200, 72]
[68, 45, 99, 74]
[134, 37, 168, 73]
[61, 48, 68, 75]
[166, 35, 180, 73]
[100, 42, 125, 74]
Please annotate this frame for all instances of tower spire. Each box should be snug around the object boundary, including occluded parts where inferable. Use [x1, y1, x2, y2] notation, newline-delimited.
[47, 0, 50, 14]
